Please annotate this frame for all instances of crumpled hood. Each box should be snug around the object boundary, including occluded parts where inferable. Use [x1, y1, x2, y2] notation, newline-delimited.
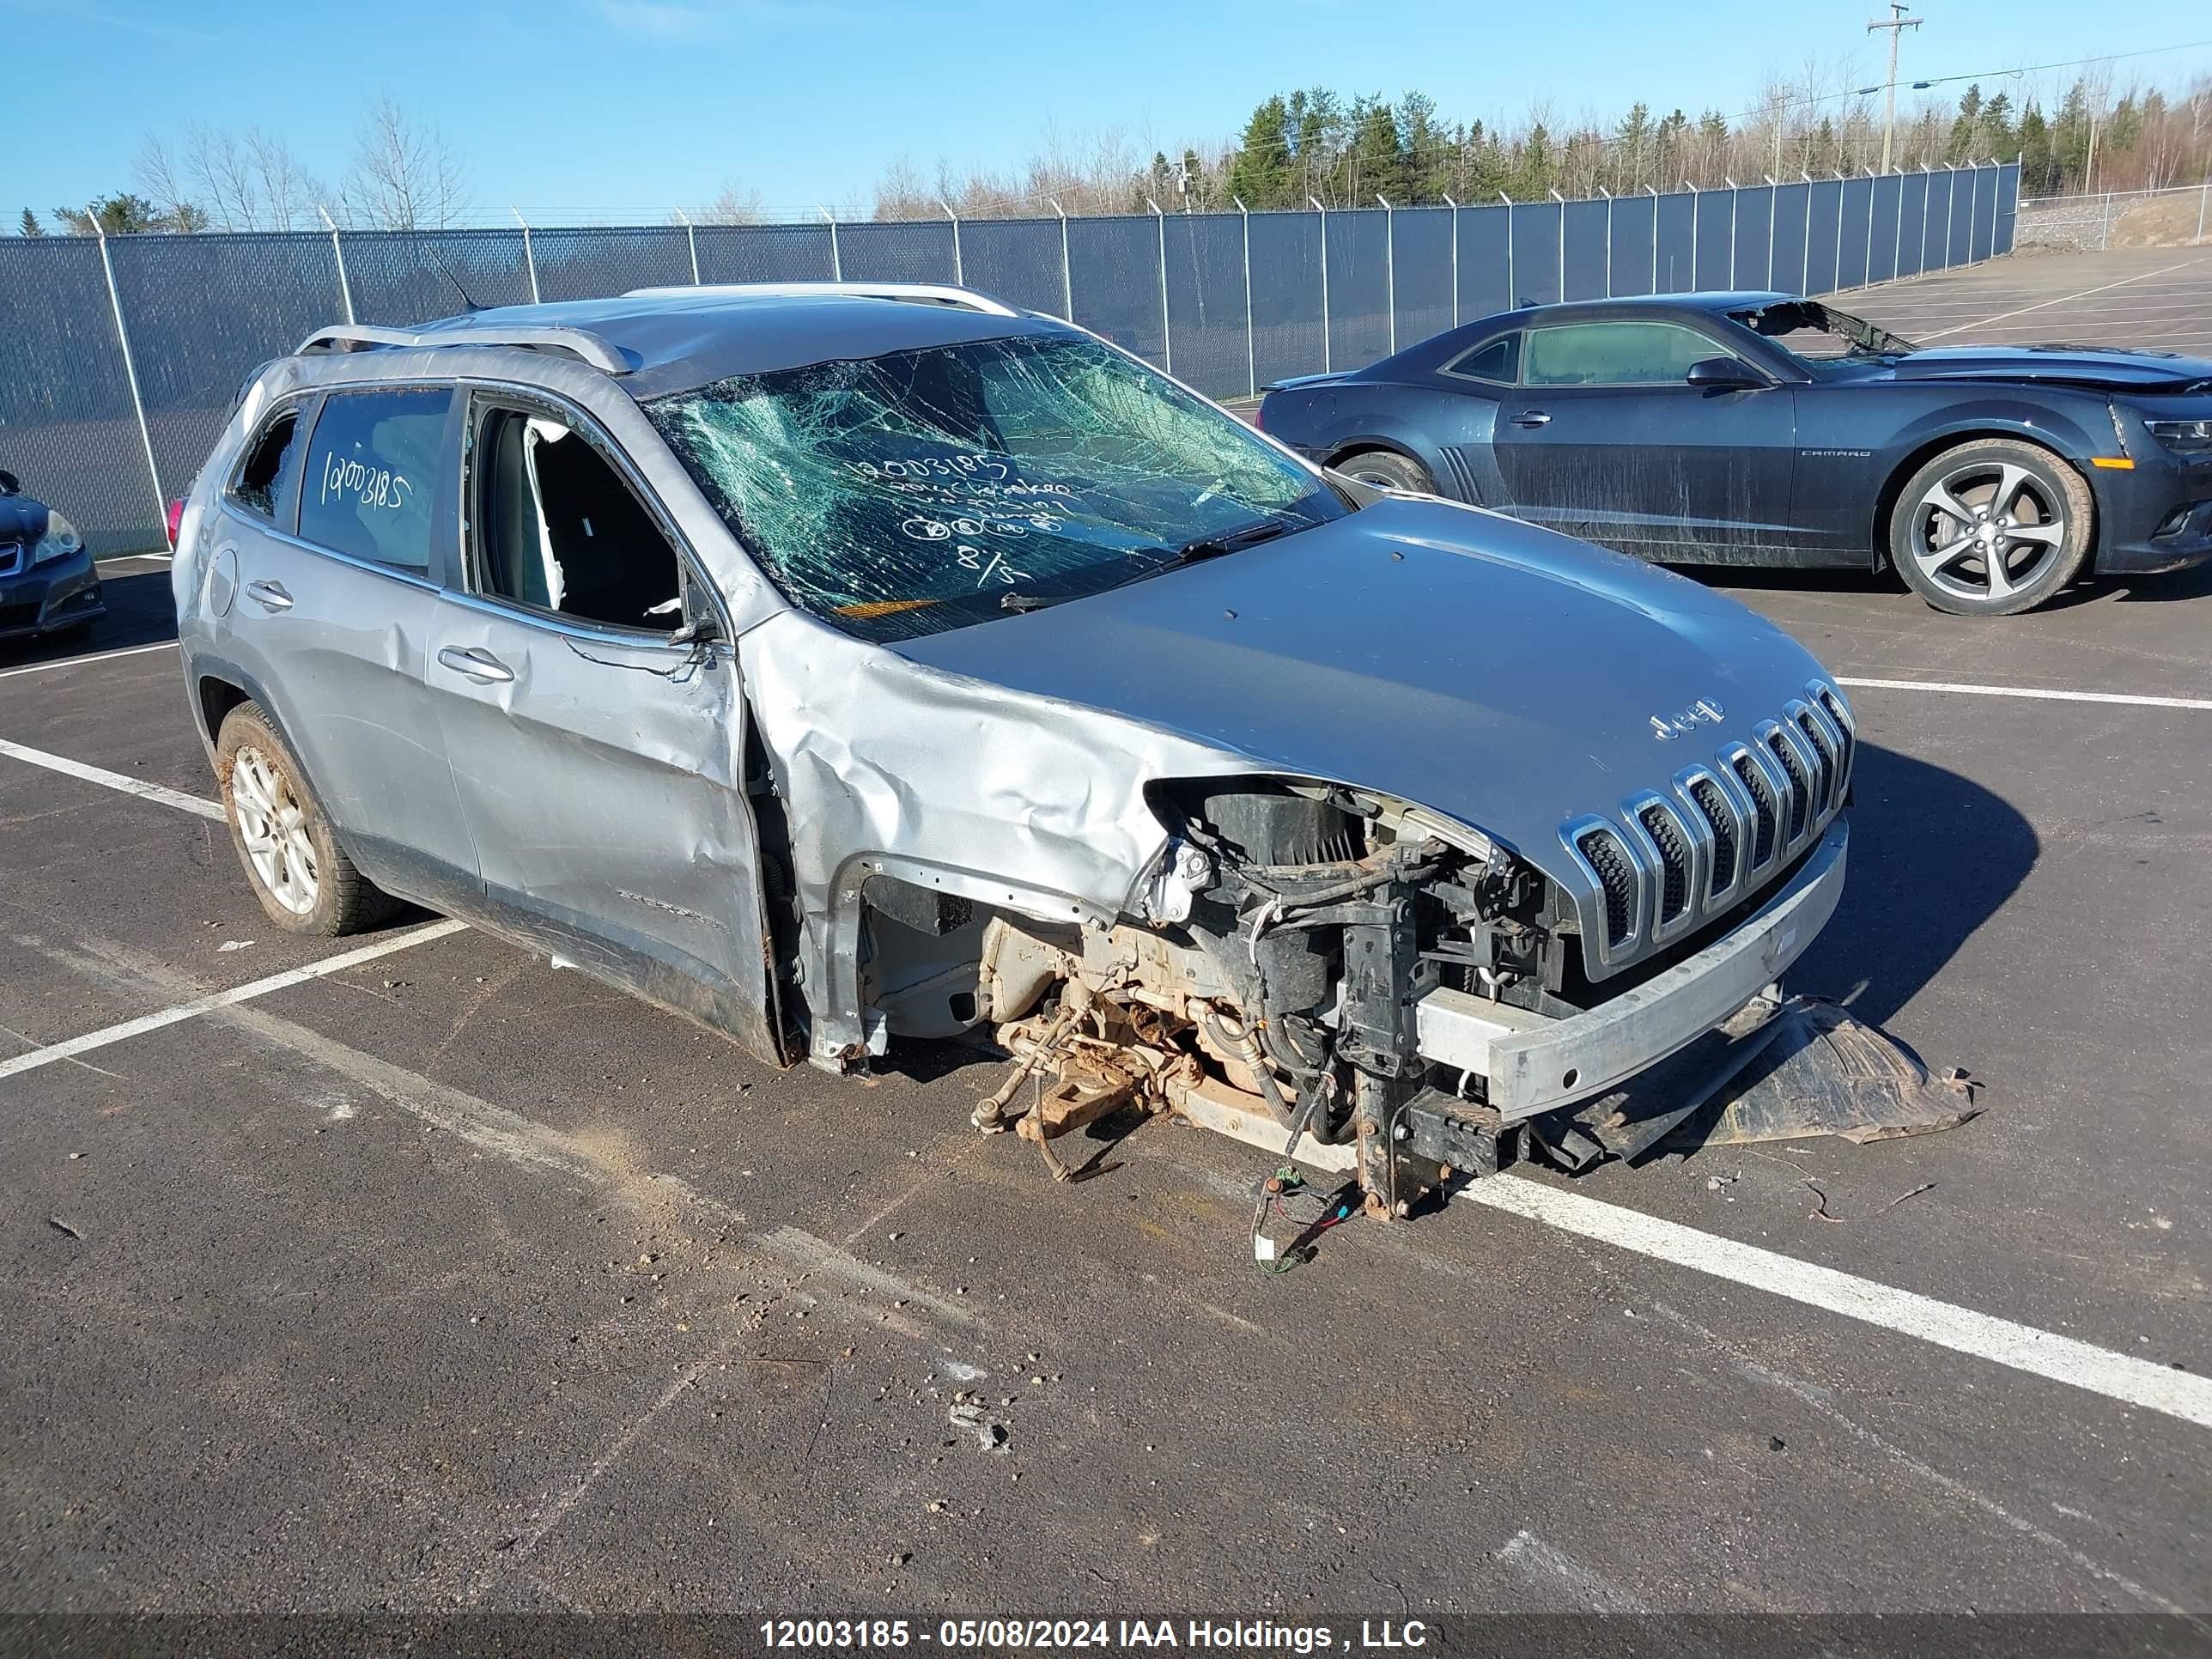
[892, 496, 1837, 884]
[0, 493, 50, 546]
[1874, 344, 2212, 392]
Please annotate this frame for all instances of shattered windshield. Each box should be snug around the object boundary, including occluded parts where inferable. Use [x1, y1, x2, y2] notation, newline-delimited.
[644, 333, 1344, 641]
[1728, 301, 1918, 375]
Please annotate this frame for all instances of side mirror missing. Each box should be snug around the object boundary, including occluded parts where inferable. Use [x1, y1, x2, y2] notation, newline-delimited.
[0, 471, 19, 497]
[1686, 357, 1764, 392]
[670, 614, 722, 650]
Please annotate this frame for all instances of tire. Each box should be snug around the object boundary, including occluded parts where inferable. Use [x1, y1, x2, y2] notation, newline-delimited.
[215, 702, 396, 937]
[1888, 438, 2094, 617]
[1334, 448, 1436, 495]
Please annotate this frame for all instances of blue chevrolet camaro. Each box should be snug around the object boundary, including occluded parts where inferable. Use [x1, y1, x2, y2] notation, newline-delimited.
[1256, 293, 2212, 617]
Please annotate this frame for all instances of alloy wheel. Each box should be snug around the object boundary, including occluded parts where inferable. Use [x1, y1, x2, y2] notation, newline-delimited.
[1909, 460, 2068, 606]
[229, 744, 319, 915]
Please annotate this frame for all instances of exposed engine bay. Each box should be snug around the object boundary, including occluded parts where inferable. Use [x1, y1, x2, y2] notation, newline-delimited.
[862, 778, 1590, 1219]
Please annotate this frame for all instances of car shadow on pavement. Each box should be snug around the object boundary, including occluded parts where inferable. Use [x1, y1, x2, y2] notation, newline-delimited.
[1796, 741, 2038, 1028]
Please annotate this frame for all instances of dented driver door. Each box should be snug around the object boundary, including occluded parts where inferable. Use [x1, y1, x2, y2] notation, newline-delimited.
[423, 592, 783, 1064]
[422, 392, 782, 1063]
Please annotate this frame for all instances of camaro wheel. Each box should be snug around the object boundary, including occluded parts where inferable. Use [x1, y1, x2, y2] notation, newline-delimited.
[215, 703, 395, 937]
[1889, 439, 2094, 617]
[1336, 449, 1436, 495]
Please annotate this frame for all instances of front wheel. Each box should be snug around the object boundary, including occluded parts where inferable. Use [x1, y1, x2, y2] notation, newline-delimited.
[1334, 448, 1436, 495]
[1887, 439, 2094, 617]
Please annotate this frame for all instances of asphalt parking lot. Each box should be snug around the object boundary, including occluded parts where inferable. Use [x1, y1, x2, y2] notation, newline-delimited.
[3, 247, 2209, 1636]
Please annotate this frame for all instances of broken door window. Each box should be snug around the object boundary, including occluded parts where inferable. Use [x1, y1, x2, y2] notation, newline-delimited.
[644, 333, 1346, 641]
[470, 403, 684, 633]
[1728, 301, 1919, 373]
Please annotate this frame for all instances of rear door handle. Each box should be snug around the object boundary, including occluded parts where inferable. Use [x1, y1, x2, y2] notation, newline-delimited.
[243, 578, 293, 611]
[437, 646, 514, 684]
[1507, 410, 1552, 428]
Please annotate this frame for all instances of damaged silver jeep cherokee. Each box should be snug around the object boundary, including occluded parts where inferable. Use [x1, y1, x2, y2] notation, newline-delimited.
[173, 282, 1851, 1216]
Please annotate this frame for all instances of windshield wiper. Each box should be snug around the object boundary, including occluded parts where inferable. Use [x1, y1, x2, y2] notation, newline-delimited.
[998, 515, 1309, 615]
[1139, 515, 1302, 575]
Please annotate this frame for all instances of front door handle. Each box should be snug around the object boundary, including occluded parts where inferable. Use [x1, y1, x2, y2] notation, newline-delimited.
[243, 578, 293, 611]
[437, 646, 514, 684]
[1507, 410, 1552, 428]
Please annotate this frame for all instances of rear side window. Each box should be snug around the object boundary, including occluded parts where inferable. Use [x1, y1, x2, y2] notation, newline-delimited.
[228, 408, 305, 522]
[1443, 333, 1520, 385]
[1523, 321, 1727, 386]
[299, 387, 451, 572]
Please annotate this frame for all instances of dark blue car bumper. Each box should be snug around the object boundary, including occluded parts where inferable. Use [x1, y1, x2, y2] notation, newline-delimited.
[0, 544, 106, 639]
[2089, 448, 2212, 576]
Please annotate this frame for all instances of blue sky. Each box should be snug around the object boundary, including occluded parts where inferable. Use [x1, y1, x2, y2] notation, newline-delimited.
[8, 0, 2206, 220]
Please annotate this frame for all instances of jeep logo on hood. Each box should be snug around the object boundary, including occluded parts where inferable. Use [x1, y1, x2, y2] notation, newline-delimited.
[1650, 699, 1725, 740]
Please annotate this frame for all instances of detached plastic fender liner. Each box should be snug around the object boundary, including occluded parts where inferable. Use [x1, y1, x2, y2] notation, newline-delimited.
[1418, 818, 1849, 1121]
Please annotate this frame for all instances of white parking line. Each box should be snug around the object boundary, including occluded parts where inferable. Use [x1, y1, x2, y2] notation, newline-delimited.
[1189, 1088, 2212, 1431]
[0, 736, 228, 820]
[1469, 1177, 2212, 1431]
[0, 920, 471, 1083]
[0, 641, 178, 682]
[1837, 676, 2212, 712]
[9, 714, 2210, 1433]
[1915, 256, 2211, 340]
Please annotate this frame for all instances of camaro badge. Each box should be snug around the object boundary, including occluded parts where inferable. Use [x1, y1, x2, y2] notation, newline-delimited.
[1650, 699, 1725, 740]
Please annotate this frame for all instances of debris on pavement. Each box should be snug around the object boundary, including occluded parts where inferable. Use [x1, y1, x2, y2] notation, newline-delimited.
[948, 1401, 1010, 1454]
[1692, 998, 1979, 1148]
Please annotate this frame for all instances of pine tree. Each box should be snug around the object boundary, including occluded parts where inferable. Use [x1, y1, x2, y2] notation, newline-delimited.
[1946, 85, 1984, 162]
[1515, 122, 1554, 197]
[1696, 111, 1729, 185]
[17, 208, 43, 237]
[1227, 95, 1295, 209]
[2051, 80, 2091, 185]
[2017, 103, 2055, 193]
[1979, 92, 2016, 161]
[1613, 103, 1653, 190]
[1400, 91, 1448, 202]
[1656, 109, 1691, 182]
[1346, 97, 1409, 203]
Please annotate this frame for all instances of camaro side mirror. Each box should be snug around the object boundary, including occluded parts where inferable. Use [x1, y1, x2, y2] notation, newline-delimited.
[0, 471, 19, 497]
[1686, 357, 1764, 391]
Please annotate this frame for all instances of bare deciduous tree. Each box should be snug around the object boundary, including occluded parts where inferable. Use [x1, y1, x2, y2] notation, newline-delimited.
[341, 94, 469, 230]
[696, 181, 765, 225]
[137, 125, 324, 231]
[131, 137, 193, 224]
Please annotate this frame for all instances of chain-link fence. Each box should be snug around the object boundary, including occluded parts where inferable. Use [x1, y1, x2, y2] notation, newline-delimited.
[1, 162, 2018, 556]
[2015, 183, 2212, 252]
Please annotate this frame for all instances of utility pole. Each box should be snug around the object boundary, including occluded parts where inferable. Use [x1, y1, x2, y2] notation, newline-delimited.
[1868, 3, 1920, 174]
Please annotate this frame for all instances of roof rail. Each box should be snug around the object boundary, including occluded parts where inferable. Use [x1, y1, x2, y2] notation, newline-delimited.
[295, 323, 632, 374]
[622, 281, 1020, 317]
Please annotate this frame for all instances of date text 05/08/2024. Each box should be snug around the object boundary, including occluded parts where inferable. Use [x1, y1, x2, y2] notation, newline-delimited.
[759, 1620, 1431, 1651]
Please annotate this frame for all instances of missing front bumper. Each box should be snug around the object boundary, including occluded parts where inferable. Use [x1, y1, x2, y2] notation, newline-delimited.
[1418, 818, 1850, 1121]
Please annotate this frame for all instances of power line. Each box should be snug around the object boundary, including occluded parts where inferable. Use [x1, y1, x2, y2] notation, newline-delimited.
[1208, 33, 2212, 181]
[1730, 36, 2212, 123]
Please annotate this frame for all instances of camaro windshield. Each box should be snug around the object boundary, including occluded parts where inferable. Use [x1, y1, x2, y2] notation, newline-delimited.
[1728, 300, 1918, 375]
[645, 333, 1344, 641]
